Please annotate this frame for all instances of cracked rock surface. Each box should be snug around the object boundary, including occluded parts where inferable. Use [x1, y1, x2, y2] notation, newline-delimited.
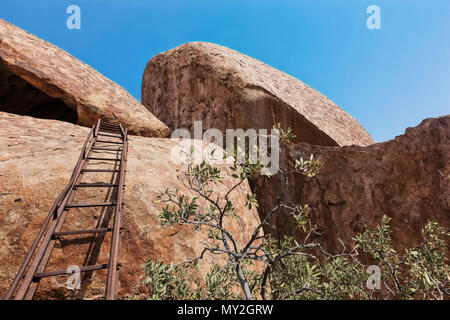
[0, 112, 260, 299]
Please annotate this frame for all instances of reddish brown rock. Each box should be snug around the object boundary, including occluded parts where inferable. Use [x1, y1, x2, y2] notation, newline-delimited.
[142, 42, 373, 147]
[255, 115, 450, 252]
[0, 112, 260, 299]
[0, 19, 169, 138]
[141, 41, 449, 256]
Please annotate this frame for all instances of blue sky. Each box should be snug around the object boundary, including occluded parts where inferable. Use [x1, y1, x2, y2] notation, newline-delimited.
[1, 0, 449, 142]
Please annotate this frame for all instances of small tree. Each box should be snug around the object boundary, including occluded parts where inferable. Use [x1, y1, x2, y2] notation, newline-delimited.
[354, 216, 449, 300]
[136, 127, 449, 300]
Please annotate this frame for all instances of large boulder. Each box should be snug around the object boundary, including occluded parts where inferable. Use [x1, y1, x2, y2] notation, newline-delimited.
[141, 42, 448, 255]
[0, 19, 169, 138]
[142, 42, 373, 147]
[255, 115, 450, 253]
[0, 112, 260, 299]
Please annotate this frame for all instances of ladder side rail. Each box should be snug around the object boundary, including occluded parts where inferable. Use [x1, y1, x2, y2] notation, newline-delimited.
[118, 124, 125, 138]
[105, 129, 127, 299]
[23, 125, 100, 299]
[8, 124, 96, 300]
[94, 119, 101, 137]
[23, 154, 93, 299]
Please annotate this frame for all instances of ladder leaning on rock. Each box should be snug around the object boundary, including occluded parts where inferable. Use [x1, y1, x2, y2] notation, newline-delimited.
[5, 119, 128, 300]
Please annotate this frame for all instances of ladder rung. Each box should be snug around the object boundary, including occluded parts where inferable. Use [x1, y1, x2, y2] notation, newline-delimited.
[96, 140, 123, 144]
[65, 202, 117, 208]
[99, 129, 121, 134]
[91, 147, 122, 151]
[87, 157, 122, 161]
[81, 169, 120, 173]
[53, 228, 112, 237]
[34, 263, 109, 278]
[74, 183, 119, 188]
[100, 123, 120, 128]
[100, 126, 121, 132]
[98, 133, 123, 138]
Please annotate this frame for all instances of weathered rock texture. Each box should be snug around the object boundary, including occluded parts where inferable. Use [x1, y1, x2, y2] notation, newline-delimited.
[0, 112, 260, 299]
[0, 19, 169, 137]
[255, 115, 450, 253]
[142, 42, 373, 147]
[141, 42, 449, 258]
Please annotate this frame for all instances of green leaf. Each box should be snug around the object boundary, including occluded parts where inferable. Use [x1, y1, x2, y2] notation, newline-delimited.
[338, 238, 345, 248]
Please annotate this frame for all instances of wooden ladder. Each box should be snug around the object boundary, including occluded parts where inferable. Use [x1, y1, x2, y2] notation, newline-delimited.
[5, 119, 128, 300]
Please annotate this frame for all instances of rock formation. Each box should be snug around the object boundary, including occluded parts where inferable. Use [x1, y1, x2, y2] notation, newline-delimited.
[0, 19, 169, 138]
[0, 112, 260, 299]
[254, 115, 450, 253]
[142, 42, 448, 256]
[142, 42, 373, 147]
[0, 20, 448, 300]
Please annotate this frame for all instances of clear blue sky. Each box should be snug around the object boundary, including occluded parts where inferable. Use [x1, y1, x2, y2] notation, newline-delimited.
[1, 0, 449, 142]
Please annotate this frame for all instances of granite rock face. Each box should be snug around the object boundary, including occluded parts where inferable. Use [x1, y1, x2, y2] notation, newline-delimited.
[141, 42, 450, 255]
[0, 112, 260, 299]
[0, 19, 169, 138]
[142, 42, 373, 147]
[1, 28, 448, 300]
[254, 116, 450, 253]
